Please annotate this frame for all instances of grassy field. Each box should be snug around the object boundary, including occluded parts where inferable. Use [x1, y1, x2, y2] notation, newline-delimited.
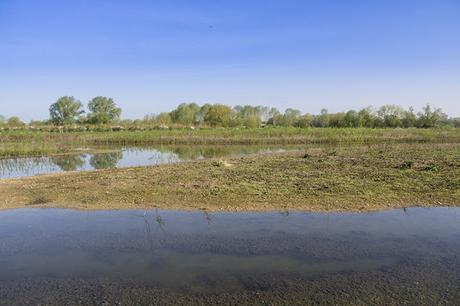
[1, 142, 458, 211]
[1, 127, 459, 158]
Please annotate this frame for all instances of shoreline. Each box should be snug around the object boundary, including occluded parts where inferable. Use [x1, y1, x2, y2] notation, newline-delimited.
[0, 204, 458, 213]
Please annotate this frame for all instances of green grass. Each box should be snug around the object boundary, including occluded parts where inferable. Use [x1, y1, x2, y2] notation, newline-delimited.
[1, 127, 459, 158]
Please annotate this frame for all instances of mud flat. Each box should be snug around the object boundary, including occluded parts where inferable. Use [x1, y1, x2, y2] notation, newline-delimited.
[0, 143, 459, 211]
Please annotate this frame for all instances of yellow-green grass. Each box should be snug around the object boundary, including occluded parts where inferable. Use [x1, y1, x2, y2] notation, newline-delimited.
[1, 127, 459, 158]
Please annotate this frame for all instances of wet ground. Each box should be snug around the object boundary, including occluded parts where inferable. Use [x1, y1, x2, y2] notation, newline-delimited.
[0, 145, 293, 179]
[0, 207, 459, 305]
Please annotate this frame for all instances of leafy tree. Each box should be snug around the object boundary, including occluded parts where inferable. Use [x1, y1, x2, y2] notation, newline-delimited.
[377, 105, 405, 128]
[87, 96, 122, 124]
[244, 114, 261, 128]
[266, 108, 281, 126]
[278, 108, 301, 126]
[156, 112, 173, 125]
[416, 104, 448, 128]
[295, 114, 314, 128]
[312, 109, 330, 127]
[170, 103, 200, 125]
[49, 96, 84, 125]
[204, 104, 233, 127]
[233, 105, 263, 127]
[358, 107, 376, 127]
[344, 110, 360, 127]
[255, 106, 271, 122]
[452, 118, 460, 128]
[6, 116, 25, 127]
[197, 104, 212, 124]
[229, 116, 244, 127]
[402, 107, 417, 128]
[329, 112, 347, 128]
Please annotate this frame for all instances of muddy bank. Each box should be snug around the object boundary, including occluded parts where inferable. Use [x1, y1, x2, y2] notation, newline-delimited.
[0, 143, 459, 211]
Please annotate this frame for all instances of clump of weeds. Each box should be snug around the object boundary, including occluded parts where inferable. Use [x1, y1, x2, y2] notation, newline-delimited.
[398, 160, 413, 170]
[28, 194, 50, 205]
[421, 164, 439, 172]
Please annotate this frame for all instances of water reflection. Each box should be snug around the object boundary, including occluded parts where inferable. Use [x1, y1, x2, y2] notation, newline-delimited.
[0, 145, 299, 179]
[51, 155, 85, 171]
[203, 210, 213, 225]
[0, 208, 459, 304]
[89, 152, 123, 169]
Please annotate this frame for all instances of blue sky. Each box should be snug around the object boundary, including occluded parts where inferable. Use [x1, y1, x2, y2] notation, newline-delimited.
[1, 0, 459, 120]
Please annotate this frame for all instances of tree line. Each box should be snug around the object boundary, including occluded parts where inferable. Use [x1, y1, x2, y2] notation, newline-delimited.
[144, 103, 458, 128]
[0, 96, 459, 129]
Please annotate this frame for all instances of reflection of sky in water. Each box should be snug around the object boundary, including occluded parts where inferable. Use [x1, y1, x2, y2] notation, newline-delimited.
[117, 150, 180, 168]
[0, 150, 181, 179]
[0, 207, 459, 294]
[0, 147, 298, 179]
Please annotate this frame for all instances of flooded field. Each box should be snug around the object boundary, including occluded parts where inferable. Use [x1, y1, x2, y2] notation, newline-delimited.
[0, 207, 459, 304]
[0, 145, 293, 179]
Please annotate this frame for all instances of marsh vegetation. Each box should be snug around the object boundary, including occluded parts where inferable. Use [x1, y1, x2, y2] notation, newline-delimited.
[1, 127, 459, 159]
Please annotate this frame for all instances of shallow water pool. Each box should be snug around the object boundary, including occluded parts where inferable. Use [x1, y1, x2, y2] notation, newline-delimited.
[0, 145, 292, 179]
[0, 207, 459, 304]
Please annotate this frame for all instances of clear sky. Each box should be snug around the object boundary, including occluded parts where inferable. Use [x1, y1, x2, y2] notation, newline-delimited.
[1, 0, 459, 120]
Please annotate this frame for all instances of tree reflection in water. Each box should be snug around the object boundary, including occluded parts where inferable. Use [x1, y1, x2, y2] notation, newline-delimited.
[89, 152, 123, 169]
[51, 155, 85, 171]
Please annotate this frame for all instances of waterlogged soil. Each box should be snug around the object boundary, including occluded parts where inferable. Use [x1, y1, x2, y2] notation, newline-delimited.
[0, 208, 459, 305]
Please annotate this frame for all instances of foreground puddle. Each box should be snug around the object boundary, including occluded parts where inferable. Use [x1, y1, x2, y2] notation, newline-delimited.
[0, 145, 292, 179]
[0, 207, 459, 304]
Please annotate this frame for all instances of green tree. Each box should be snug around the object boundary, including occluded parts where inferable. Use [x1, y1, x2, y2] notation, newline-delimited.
[233, 105, 263, 127]
[87, 96, 122, 124]
[402, 107, 417, 128]
[244, 114, 261, 128]
[344, 110, 360, 127]
[49, 96, 84, 125]
[204, 104, 233, 127]
[328, 112, 347, 127]
[312, 109, 330, 127]
[452, 118, 460, 128]
[155, 112, 172, 125]
[377, 105, 405, 127]
[7, 116, 25, 127]
[358, 107, 376, 127]
[170, 103, 200, 125]
[266, 108, 281, 126]
[295, 114, 314, 128]
[416, 104, 448, 128]
[279, 108, 301, 126]
[255, 106, 271, 122]
[197, 104, 212, 124]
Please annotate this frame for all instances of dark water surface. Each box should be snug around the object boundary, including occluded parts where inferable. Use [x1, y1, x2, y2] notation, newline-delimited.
[0, 145, 293, 179]
[0, 208, 459, 305]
